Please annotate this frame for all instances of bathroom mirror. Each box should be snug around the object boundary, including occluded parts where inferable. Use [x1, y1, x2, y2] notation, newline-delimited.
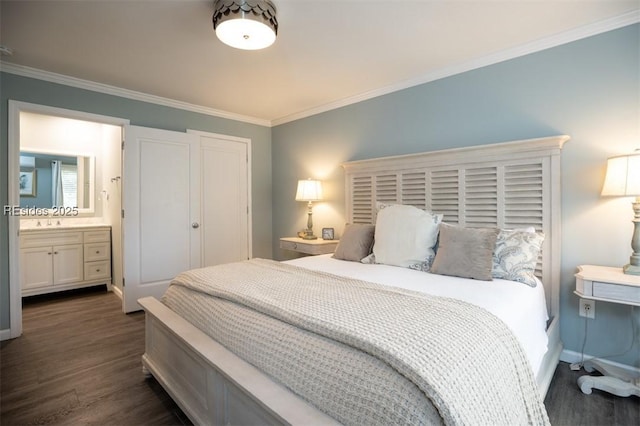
[19, 150, 95, 213]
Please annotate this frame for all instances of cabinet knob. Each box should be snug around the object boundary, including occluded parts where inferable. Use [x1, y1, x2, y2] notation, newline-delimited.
[192, 222, 200, 229]
[53, 251, 58, 255]
[47, 252, 52, 255]
[96, 250, 100, 254]
[96, 269, 101, 272]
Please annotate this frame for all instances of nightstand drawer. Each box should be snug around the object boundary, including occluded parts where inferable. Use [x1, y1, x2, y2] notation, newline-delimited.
[593, 281, 640, 304]
[575, 265, 640, 306]
[280, 237, 339, 255]
[280, 239, 300, 251]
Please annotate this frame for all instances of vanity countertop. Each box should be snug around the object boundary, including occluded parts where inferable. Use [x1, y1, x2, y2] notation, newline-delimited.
[20, 223, 111, 232]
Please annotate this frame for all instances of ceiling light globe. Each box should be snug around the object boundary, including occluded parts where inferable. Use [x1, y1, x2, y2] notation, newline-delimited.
[216, 18, 276, 50]
[212, 0, 278, 51]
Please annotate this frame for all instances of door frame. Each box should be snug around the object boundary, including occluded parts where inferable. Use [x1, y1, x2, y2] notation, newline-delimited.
[7, 100, 129, 339]
[187, 129, 253, 262]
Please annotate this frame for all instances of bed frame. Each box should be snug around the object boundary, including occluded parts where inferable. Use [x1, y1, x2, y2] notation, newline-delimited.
[139, 135, 568, 425]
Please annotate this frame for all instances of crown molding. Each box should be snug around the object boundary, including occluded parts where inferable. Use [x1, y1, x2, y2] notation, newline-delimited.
[1, 10, 637, 129]
[271, 10, 640, 126]
[0, 62, 271, 127]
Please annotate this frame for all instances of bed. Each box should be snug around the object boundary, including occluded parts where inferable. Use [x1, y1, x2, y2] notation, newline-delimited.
[139, 135, 568, 425]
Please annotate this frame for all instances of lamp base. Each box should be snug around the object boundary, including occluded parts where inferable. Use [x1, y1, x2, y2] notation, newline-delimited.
[302, 231, 318, 240]
[623, 200, 640, 275]
[623, 263, 640, 275]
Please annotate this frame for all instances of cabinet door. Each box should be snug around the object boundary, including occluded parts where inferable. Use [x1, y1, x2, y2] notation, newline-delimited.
[20, 247, 54, 290]
[53, 244, 84, 285]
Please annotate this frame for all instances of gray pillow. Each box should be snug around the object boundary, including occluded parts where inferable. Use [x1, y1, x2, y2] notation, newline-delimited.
[431, 223, 499, 281]
[332, 224, 375, 262]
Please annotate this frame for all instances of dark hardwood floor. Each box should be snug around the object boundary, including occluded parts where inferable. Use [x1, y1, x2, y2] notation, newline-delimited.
[1, 287, 638, 425]
[0, 287, 189, 426]
[545, 360, 639, 426]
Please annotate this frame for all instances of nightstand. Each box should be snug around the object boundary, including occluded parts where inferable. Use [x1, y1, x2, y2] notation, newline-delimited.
[279, 237, 339, 255]
[574, 265, 640, 397]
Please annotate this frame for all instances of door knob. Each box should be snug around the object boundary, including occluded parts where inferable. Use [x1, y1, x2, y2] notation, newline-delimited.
[192, 222, 200, 229]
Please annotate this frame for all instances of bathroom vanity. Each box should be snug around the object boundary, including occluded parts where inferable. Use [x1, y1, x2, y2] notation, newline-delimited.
[20, 225, 112, 296]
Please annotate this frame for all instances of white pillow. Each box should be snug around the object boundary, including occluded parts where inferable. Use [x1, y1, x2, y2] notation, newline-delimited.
[372, 204, 443, 269]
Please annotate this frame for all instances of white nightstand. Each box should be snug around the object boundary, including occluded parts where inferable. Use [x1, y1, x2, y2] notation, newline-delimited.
[279, 237, 339, 255]
[574, 265, 640, 397]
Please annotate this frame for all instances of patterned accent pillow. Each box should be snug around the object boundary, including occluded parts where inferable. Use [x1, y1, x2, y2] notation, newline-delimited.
[492, 229, 545, 287]
[360, 253, 376, 264]
[371, 203, 443, 270]
[361, 251, 436, 272]
[407, 255, 436, 272]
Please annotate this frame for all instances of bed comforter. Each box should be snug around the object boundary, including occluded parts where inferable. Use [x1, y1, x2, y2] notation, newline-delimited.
[162, 258, 550, 426]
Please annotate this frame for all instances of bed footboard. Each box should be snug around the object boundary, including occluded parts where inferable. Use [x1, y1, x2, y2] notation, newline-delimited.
[138, 296, 339, 426]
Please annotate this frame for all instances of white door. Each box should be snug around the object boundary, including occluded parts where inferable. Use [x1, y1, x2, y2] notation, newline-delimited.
[199, 135, 250, 266]
[122, 125, 201, 313]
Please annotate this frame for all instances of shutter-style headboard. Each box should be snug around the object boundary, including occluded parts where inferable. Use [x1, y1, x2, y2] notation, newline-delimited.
[342, 135, 569, 319]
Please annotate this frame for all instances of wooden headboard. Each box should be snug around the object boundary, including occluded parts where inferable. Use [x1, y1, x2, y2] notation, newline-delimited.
[342, 135, 569, 319]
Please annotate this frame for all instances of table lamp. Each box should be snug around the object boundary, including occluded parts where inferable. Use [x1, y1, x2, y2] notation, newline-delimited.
[601, 150, 640, 275]
[295, 179, 323, 240]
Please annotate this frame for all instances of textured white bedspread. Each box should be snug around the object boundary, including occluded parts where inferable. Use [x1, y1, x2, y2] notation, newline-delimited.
[286, 254, 549, 377]
[165, 258, 550, 426]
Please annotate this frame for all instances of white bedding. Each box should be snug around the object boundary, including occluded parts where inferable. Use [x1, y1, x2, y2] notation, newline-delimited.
[286, 254, 549, 377]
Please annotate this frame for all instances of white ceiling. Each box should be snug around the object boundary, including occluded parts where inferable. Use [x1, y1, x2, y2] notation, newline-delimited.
[1, 1, 638, 126]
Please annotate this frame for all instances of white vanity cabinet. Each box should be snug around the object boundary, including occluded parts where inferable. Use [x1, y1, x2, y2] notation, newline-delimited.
[83, 229, 111, 282]
[20, 226, 112, 296]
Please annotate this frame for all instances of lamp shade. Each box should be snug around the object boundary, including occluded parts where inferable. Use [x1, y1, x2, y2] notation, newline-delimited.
[212, 0, 278, 50]
[601, 151, 640, 197]
[295, 179, 323, 202]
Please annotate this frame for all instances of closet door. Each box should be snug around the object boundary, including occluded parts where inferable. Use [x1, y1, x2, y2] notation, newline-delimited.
[198, 134, 250, 266]
[122, 125, 201, 313]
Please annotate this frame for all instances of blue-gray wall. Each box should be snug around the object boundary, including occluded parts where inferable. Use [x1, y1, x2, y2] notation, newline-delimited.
[0, 73, 272, 330]
[272, 24, 640, 367]
[2, 24, 638, 368]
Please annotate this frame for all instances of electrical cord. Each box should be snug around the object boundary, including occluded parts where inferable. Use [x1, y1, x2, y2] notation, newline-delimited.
[570, 314, 589, 370]
[571, 305, 637, 370]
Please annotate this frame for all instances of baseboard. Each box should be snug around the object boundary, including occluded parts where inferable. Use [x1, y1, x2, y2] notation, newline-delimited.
[561, 349, 640, 375]
[112, 285, 123, 300]
[0, 328, 12, 341]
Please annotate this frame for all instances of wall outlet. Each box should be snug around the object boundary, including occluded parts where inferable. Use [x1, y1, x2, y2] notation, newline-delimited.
[579, 298, 595, 319]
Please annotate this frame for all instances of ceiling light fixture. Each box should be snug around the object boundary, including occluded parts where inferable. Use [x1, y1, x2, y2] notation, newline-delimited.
[212, 0, 278, 50]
